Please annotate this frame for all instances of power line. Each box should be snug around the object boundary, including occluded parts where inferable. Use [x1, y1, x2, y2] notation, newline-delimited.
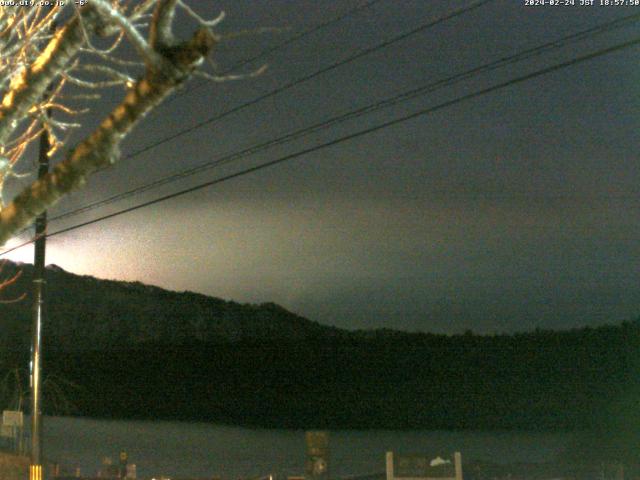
[4, 0, 492, 241]
[168, 0, 386, 103]
[116, 0, 496, 164]
[46, 11, 640, 224]
[2, 34, 637, 257]
[227, 0, 384, 71]
[27, 0, 498, 227]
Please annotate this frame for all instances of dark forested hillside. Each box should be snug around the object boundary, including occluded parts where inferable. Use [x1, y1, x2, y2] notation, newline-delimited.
[0, 261, 343, 351]
[0, 260, 638, 461]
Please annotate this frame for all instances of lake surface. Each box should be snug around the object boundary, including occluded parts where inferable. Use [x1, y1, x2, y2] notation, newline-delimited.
[42, 416, 575, 479]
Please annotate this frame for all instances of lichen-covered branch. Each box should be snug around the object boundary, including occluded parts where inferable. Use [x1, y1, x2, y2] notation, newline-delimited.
[150, 0, 179, 49]
[0, 22, 215, 245]
[0, 9, 101, 146]
[0, 1, 243, 247]
[90, 0, 161, 66]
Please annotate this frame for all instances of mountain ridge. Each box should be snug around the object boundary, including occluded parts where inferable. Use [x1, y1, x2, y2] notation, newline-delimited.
[3, 260, 632, 344]
[0, 260, 346, 350]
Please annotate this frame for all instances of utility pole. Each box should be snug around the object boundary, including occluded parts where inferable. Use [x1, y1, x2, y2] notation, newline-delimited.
[31, 10, 55, 475]
[30, 107, 49, 480]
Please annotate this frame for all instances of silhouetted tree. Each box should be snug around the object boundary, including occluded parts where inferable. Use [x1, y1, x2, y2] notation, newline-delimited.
[0, 1, 254, 246]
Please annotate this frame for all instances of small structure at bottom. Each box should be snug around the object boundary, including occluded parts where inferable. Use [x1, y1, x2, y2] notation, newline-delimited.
[386, 451, 463, 480]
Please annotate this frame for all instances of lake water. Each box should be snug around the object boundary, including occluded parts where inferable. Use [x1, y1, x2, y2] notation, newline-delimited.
[41, 416, 575, 479]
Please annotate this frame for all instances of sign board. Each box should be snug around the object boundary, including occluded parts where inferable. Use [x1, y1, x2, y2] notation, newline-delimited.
[395, 455, 454, 478]
[2, 410, 23, 427]
[386, 452, 462, 480]
[305, 431, 329, 480]
[306, 431, 329, 457]
[126, 463, 137, 479]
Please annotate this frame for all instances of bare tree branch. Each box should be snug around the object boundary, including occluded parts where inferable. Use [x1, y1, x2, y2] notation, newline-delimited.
[89, 0, 161, 66]
[0, 8, 102, 147]
[0, 17, 216, 245]
[0, 1, 259, 248]
[150, 0, 179, 49]
[0, 262, 24, 303]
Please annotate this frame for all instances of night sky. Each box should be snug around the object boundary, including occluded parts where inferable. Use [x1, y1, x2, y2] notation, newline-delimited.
[3, 0, 639, 334]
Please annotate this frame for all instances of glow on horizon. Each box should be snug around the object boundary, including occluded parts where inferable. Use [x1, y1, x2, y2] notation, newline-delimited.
[1, 234, 93, 275]
[2, 236, 35, 265]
